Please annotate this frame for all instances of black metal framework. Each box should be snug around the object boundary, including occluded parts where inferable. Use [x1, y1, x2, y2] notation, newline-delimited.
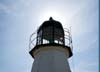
[29, 18, 73, 51]
[37, 26, 64, 45]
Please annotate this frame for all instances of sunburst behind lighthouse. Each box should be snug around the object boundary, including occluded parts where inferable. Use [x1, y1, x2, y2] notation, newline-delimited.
[29, 17, 73, 72]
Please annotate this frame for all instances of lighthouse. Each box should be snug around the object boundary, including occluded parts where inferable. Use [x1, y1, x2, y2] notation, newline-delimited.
[29, 17, 73, 72]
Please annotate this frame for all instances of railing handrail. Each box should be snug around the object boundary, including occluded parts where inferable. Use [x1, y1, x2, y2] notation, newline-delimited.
[29, 28, 73, 52]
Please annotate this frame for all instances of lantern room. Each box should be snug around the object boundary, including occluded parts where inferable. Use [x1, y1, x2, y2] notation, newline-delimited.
[37, 17, 65, 45]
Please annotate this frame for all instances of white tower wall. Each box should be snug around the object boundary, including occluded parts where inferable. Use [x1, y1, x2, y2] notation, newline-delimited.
[31, 46, 71, 72]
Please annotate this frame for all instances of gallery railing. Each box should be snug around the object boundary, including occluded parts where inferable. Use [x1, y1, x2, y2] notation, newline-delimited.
[29, 28, 73, 52]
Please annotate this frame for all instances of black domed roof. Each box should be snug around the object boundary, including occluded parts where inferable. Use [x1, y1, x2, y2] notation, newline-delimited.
[38, 17, 64, 33]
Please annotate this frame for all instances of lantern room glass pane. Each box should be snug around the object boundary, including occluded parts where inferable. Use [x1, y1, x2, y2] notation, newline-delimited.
[54, 27, 64, 45]
[37, 30, 42, 45]
[43, 26, 53, 43]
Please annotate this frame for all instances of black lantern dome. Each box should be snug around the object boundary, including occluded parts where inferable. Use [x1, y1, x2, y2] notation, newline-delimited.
[37, 17, 65, 45]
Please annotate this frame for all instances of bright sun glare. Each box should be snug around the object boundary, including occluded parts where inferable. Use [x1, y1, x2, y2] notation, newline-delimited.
[38, 10, 69, 27]
[42, 11, 60, 21]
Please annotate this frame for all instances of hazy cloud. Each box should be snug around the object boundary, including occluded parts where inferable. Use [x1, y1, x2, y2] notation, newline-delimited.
[74, 61, 98, 72]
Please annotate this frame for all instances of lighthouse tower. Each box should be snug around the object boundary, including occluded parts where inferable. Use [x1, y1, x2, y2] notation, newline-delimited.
[29, 17, 73, 72]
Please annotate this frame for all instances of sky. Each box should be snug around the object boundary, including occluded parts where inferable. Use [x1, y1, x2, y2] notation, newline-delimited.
[0, 0, 99, 72]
